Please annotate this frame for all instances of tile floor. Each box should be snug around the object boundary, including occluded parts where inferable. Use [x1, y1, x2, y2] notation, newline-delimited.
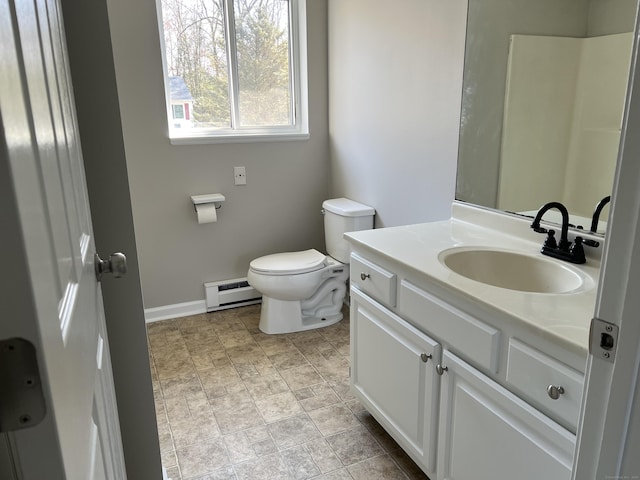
[147, 304, 429, 480]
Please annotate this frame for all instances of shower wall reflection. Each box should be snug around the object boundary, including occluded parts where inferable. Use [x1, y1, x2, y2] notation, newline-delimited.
[456, 0, 637, 232]
[497, 33, 632, 224]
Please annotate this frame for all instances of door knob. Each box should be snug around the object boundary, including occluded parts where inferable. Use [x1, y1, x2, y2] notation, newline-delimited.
[95, 252, 127, 281]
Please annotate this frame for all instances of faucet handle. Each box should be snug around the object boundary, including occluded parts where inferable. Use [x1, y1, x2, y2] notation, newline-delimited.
[569, 236, 586, 264]
[543, 229, 558, 249]
[583, 238, 600, 248]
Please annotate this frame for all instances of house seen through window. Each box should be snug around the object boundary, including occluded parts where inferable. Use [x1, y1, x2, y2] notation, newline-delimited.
[157, 0, 308, 142]
[170, 76, 192, 128]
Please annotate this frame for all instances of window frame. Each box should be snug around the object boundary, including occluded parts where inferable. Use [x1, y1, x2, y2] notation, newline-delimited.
[156, 0, 309, 145]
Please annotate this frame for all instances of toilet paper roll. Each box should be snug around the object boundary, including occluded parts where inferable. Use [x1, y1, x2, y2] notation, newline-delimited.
[195, 203, 217, 224]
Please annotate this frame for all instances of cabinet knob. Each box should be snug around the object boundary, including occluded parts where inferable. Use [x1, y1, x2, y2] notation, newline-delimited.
[421, 353, 432, 363]
[436, 364, 448, 375]
[360, 273, 370, 281]
[546, 385, 565, 400]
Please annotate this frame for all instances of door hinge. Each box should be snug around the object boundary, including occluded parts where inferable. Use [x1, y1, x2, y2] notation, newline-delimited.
[589, 317, 619, 363]
[0, 338, 46, 432]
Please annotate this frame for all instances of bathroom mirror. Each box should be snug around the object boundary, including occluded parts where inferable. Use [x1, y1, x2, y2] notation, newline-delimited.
[455, 0, 637, 234]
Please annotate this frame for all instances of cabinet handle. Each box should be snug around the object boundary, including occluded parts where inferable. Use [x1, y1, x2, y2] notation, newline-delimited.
[436, 364, 448, 375]
[360, 273, 370, 281]
[547, 385, 565, 400]
[421, 353, 432, 363]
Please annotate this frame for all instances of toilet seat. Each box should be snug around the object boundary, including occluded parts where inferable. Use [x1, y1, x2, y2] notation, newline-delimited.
[249, 249, 328, 275]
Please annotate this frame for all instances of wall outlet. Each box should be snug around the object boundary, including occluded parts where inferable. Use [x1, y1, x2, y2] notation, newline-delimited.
[234, 166, 247, 185]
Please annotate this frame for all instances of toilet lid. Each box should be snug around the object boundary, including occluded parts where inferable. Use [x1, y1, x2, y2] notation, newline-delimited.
[250, 249, 327, 275]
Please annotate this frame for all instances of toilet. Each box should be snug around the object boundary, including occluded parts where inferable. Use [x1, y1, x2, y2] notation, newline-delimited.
[247, 198, 375, 334]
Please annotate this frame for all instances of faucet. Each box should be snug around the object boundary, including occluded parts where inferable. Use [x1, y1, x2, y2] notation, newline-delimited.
[530, 202, 586, 264]
[590, 195, 611, 233]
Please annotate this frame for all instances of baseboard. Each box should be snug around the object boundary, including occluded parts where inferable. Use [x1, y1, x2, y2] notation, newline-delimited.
[144, 300, 207, 323]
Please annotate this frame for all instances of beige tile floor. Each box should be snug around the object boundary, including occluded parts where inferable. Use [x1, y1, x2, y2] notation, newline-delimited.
[147, 304, 430, 480]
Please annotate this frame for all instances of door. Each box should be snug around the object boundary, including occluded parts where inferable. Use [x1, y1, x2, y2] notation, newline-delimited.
[0, 0, 126, 478]
[351, 287, 441, 477]
[437, 350, 575, 480]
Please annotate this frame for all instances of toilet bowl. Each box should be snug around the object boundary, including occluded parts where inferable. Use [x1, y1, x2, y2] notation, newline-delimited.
[248, 250, 349, 334]
[248, 198, 375, 334]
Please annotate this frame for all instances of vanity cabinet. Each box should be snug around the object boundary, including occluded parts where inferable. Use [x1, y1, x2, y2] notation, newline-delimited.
[437, 350, 575, 480]
[351, 287, 441, 478]
[348, 249, 583, 480]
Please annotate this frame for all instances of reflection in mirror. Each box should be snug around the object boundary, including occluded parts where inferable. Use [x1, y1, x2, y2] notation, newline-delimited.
[456, 0, 637, 235]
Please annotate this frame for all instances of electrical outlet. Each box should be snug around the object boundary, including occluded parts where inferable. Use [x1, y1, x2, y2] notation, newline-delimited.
[234, 166, 247, 185]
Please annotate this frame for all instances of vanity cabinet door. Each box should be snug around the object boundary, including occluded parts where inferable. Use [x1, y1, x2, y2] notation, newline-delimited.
[436, 350, 575, 480]
[350, 287, 441, 477]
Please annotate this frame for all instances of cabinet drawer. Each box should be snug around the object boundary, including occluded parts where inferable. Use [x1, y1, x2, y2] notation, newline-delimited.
[506, 339, 584, 432]
[399, 280, 500, 373]
[350, 253, 397, 307]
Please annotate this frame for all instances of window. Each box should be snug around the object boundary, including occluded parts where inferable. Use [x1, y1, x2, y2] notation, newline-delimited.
[157, 0, 308, 143]
[172, 104, 185, 119]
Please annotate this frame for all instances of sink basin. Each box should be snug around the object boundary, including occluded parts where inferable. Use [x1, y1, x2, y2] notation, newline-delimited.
[439, 247, 584, 294]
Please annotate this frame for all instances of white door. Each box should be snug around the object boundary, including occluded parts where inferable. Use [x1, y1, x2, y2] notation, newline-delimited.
[350, 288, 441, 477]
[437, 350, 575, 480]
[0, 0, 126, 478]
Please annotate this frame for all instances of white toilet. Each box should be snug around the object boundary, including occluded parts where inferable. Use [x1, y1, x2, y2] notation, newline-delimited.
[247, 198, 375, 334]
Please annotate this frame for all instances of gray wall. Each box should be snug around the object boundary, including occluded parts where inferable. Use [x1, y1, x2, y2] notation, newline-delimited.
[106, 0, 330, 309]
[327, 0, 467, 228]
[456, 0, 637, 210]
[589, 0, 638, 35]
[60, 0, 162, 477]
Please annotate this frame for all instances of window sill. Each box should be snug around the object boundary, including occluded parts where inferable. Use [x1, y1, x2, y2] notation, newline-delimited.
[169, 131, 310, 145]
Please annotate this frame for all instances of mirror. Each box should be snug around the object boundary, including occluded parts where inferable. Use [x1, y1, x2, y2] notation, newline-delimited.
[456, 0, 637, 235]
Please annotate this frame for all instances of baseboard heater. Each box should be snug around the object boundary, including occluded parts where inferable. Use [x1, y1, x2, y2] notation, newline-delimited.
[205, 277, 262, 312]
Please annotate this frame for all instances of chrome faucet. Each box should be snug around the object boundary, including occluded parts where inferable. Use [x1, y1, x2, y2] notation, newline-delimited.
[590, 195, 611, 233]
[530, 202, 586, 264]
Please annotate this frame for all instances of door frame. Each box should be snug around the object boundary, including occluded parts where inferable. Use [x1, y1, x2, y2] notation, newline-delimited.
[58, 0, 164, 477]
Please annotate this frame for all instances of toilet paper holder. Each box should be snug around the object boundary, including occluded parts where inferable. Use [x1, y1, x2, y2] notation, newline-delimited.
[191, 193, 225, 211]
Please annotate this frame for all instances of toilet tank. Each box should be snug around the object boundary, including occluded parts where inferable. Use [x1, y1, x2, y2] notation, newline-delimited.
[323, 198, 375, 263]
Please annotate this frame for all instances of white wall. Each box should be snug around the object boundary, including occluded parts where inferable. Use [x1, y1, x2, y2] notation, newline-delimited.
[327, 0, 467, 228]
[105, 0, 330, 309]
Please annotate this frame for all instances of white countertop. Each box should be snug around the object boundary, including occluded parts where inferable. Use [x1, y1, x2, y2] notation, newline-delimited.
[345, 202, 602, 355]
